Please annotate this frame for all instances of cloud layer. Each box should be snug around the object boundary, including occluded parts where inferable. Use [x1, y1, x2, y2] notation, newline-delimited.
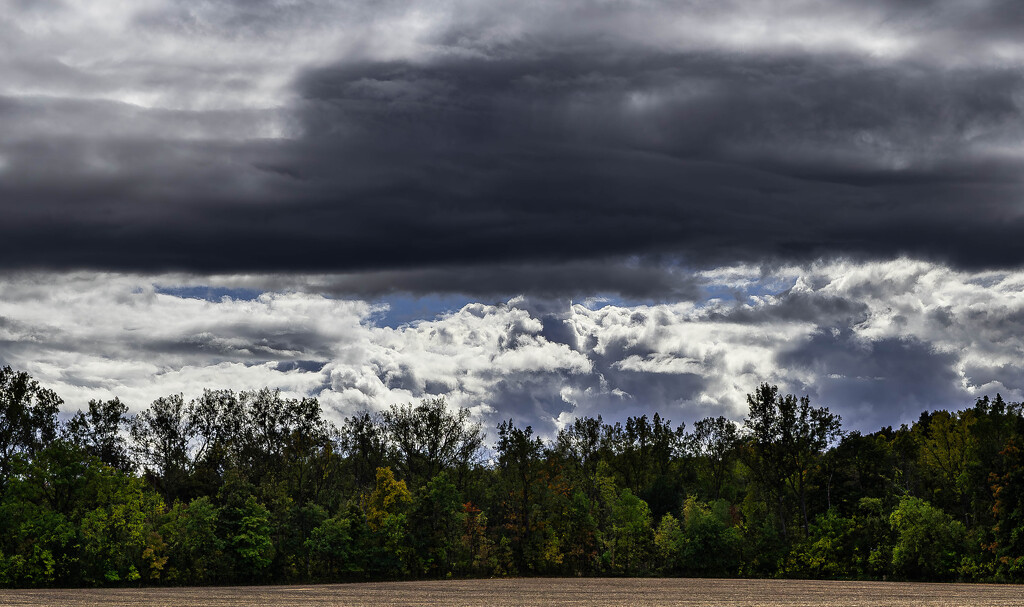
[3, 2, 1023, 432]
[2, 1, 1024, 286]
[2, 259, 1022, 435]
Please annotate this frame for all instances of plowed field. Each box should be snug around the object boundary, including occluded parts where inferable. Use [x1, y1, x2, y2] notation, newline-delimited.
[3, 578, 1022, 606]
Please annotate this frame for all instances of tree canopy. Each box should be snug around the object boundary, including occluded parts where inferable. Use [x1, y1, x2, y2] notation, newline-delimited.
[1, 368, 1024, 587]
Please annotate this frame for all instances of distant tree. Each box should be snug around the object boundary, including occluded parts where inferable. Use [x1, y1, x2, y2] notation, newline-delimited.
[0, 366, 62, 487]
[338, 411, 388, 489]
[187, 389, 245, 493]
[989, 435, 1024, 580]
[130, 394, 197, 502]
[64, 398, 134, 472]
[222, 388, 331, 490]
[161, 496, 225, 584]
[560, 490, 600, 576]
[964, 395, 1017, 528]
[745, 384, 843, 537]
[553, 415, 604, 500]
[917, 410, 975, 521]
[363, 466, 413, 575]
[306, 510, 364, 580]
[824, 431, 897, 514]
[889, 495, 966, 580]
[380, 397, 484, 491]
[494, 419, 545, 574]
[654, 512, 684, 572]
[604, 488, 653, 574]
[410, 471, 464, 576]
[689, 416, 741, 500]
[679, 496, 741, 576]
[602, 414, 683, 496]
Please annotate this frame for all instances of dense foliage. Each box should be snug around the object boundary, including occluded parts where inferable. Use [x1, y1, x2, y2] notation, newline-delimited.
[1, 365, 1023, 587]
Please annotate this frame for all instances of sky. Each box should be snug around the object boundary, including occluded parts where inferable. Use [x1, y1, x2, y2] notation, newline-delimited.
[3, 0, 1024, 437]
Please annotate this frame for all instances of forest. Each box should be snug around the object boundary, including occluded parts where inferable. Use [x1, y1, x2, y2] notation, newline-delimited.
[1, 365, 1023, 587]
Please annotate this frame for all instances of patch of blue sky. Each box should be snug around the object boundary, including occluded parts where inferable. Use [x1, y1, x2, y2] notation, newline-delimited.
[154, 285, 264, 302]
[575, 278, 796, 312]
[965, 271, 1012, 289]
[576, 295, 625, 309]
[576, 294, 651, 309]
[697, 276, 797, 308]
[370, 294, 484, 329]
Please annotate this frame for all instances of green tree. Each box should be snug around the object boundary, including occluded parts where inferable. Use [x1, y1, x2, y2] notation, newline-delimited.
[680, 496, 741, 576]
[306, 506, 372, 580]
[232, 497, 274, 579]
[689, 416, 741, 500]
[0, 443, 81, 586]
[604, 488, 653, 574]
[988, 435, 1024, 580]
[130, 395, 196, 503]
[410, 471, 464, 576]
[889, 495, 966, 580]
[494, 419, 545, 574]
[79, 474, 167, 585]
[745, 384, 843, 537]
[64, 398, 134, 472]
[216, 471, 274, 581]
[362, 466, 413, 575]
[0, 366, 61, 488]
[560, 490, 600, 576]
[918, 410, 976, 521]
[161, 496, 225, 584]
[381, 398, 484, 491]
[787, 509, 858, 578]
[654, 512, 684, 573]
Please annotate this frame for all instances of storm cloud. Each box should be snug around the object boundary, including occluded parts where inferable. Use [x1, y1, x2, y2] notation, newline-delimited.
[2, 0, 1024, 280]
[3, 1, 1024, 432]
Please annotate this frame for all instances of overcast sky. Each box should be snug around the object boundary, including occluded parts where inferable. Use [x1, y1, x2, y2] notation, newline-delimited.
[3, 0, 1024, 436]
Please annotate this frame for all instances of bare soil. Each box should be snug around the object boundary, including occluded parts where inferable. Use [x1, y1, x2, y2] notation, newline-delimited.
[2, 578, 1022, 606]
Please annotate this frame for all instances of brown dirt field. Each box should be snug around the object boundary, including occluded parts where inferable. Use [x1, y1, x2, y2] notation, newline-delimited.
[1, 578, 1022, 607]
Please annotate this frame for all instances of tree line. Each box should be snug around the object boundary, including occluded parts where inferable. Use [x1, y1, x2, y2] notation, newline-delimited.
[1, 364, 1023, 587]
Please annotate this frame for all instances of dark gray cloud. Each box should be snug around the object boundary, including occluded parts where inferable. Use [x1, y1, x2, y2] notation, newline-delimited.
[284, 49, 1024, 271]
[2, 1, 1024, 293]
[779, 330, 965, 431]
[280, 261, 700, 300]
[4, 2, 1024, 434]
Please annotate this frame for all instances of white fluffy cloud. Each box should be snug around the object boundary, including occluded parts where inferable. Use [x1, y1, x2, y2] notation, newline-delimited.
[3, 258, 1024, 436]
